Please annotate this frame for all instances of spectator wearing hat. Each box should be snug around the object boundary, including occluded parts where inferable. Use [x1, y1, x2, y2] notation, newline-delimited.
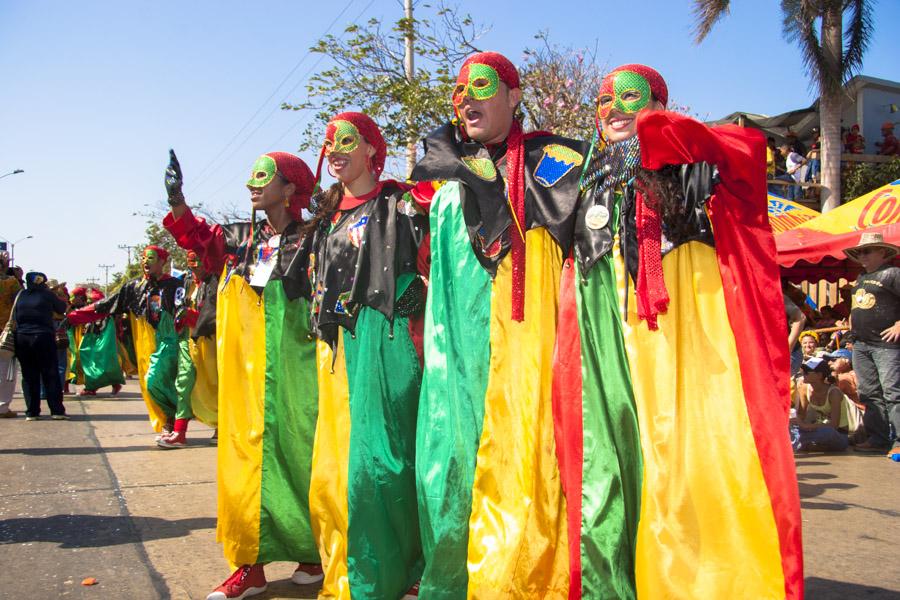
[793, 357, 855, 451]
[825, 348, 860, 407]
[876, 122, 899, 156]
[13, 272, 68, 419]
[0, 251, 22, 418]
[843, 232, 900, 454]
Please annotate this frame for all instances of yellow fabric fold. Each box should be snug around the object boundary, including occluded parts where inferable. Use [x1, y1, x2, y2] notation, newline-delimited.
[189, 335, 219, 427]
[620, 242, 785, 599]
[467, 228, 569, 599]
[215, 276, 266, 566]
[310, 335, 351, 599]
[128, 316, 168, 432]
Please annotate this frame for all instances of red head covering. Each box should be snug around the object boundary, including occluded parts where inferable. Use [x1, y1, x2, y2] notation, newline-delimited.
[603, 63, 668, 106]
[314, 112, 387, 190]
[71, 286, 88, 298]
[144, 245, 170, 262]
[458, 51, 520, 90]
[88, 288, 105, 302]
[264, 152, 315, 220]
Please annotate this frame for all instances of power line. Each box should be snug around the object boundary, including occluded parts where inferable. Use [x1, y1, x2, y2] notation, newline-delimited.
[186, 0, 360, 192]
[193, 0, 376, 207]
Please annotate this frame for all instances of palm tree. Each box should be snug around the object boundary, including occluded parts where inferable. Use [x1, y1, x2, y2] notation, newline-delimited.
[693, 0, 874, 212]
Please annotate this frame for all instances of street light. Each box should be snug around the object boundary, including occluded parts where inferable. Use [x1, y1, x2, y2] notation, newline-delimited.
[0, 235, 34, 267]
[0, 169, 24, 180]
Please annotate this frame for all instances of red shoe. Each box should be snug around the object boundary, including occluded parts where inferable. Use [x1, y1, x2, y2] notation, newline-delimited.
[111, 384, 122, 395]
[403, 582, 420, 599]
[157, 430, 187, 449]
[78, 389, 97, 397]
[206, 564, 267, 600]
[63, 383, 70, 395]
[291, 562, 324, 585]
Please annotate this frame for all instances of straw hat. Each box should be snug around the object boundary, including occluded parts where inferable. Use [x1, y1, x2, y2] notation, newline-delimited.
[843, 231, 899, 262]
[46, 278, 67, 290]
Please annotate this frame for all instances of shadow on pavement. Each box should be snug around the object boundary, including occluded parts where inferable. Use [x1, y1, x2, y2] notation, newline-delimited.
[805, 577, 899, 599]
[0, 442, 210, 456]
[0, 514, 215, 548]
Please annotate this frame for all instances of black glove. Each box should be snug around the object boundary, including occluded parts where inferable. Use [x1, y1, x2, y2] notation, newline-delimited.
[166, 149, 185, 206]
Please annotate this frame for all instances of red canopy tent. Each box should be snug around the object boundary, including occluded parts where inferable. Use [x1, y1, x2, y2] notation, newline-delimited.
[776, 180, 900, 283]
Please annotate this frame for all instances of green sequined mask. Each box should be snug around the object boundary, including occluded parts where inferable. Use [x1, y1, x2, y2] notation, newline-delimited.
[596, 70, 652, 119]
[452, 63, 501, 108]
[246, 154, 278, 188]
[324, 120, 361, 155]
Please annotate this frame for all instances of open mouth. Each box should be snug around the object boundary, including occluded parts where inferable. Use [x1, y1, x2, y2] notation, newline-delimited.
[328, 155, 350, 171]
[608, 116, 634, 131]
[464, 108, 483, 125]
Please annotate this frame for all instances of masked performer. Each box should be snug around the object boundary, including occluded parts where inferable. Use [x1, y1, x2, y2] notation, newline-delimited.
[181, 250, 219, 441]
[162, 149, 321, 600]
[553, 64, 803, 599]
[69, 248, 192, 442]
[300, 112, 428, 599]
[75, 288, 125, 397]
[410, 51, 586, 599]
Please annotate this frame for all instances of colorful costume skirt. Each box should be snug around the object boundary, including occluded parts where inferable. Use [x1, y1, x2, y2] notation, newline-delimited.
[416, 182, 569, 599]
[310, 302, 422, 599]
[215, 275, 319, 566]
[79, 318, 126, 390]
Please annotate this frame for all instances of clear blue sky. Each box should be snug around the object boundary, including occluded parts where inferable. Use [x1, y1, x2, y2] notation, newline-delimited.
[2, 0, 897, 286]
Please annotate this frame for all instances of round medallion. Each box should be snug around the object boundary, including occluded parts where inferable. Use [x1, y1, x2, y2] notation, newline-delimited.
[585, 204, 610, 230]
[267, 234, 281, 248]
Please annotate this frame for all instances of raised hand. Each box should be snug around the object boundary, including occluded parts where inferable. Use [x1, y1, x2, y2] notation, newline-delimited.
[166, 149, 185, 206]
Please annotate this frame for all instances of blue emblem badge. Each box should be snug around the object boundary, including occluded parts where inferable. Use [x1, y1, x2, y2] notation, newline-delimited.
[533, 144, 584, 187]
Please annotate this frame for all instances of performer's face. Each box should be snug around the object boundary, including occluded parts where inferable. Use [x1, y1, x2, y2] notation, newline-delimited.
[71, 294, 87, 308]
[324, 120, 376, 185]
[246, 154, 296, 212]
[141, 248, 164, 278]
[596, 69, 663, 143]
[453, 63, 521, 145]
[800, 335, 817, 356]
[186, 252, 206, 280]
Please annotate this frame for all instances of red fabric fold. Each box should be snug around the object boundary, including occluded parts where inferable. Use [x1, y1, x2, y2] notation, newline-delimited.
[634, 191, 668, 330]
[163, 208, 229, 276]
[506, 121, 527, 322]
[67, 304, 104, 326]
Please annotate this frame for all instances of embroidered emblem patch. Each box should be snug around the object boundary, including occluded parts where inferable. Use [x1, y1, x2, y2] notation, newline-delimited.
[461, 156, 497, 181]
[533, 144, 584, 187]
[334, 291, 352, 314]
[477, 227, 504, 258]
[348, 215, 369, 248]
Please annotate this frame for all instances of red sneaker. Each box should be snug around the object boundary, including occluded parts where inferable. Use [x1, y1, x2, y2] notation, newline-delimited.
[111, 384, 122, 395]
[403, 581, 420, 599]
[206, 564, 267, 600]
[157, 430, 187, 449]
[291, 562, 324, 585]
[78, 389, 97, 397]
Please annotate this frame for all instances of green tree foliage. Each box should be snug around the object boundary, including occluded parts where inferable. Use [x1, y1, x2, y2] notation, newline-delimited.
[282, 2, 487, 177]
[843, 158, 900, 203]
[519, 33, 606, 141]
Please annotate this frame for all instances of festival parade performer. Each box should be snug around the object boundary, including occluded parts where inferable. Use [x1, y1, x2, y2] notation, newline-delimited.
[410, 51, 587, 598]
[553, 64, 803, 599]
[299, 111, 429, 599]
[73, 288, 125, 397]
[65, 287, 89, 388]
[182, 249, 219, 442]
[162, 149, 322, 600]
[68, 248, 192, 447]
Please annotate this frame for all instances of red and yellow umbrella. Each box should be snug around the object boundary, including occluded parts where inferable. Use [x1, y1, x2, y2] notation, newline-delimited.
[776, 179, 900, 281]
[767, 194, 820, 233]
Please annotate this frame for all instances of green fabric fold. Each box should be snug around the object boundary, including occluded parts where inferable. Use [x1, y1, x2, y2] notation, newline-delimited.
[79, 320, 125, 390]
[415, 182, 492, 599]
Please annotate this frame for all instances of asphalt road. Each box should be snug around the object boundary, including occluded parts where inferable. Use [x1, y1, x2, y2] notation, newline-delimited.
[0, 380, 897, 599]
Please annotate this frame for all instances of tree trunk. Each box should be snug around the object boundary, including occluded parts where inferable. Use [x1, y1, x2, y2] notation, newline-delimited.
[404, 0, 417, 178]
[819, 4, 843, 212]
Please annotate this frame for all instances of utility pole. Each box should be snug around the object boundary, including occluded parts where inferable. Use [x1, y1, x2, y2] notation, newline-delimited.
[118, 243, 137, 267]
[85, 277, 100, 288]
[98, 264, 115, 294]
[404, 0, 416, 177]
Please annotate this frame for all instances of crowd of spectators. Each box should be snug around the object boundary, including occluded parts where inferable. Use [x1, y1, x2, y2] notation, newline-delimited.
[785, 232, 900, 457]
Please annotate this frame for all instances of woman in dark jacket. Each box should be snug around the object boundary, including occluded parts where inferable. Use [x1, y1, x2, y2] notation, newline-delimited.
[14, 272, 68, 419]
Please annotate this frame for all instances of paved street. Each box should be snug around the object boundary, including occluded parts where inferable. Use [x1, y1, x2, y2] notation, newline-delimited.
[1, 379, 898, 599]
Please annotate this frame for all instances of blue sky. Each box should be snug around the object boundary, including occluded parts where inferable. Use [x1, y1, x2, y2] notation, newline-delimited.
[1, 0, 897, 286]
